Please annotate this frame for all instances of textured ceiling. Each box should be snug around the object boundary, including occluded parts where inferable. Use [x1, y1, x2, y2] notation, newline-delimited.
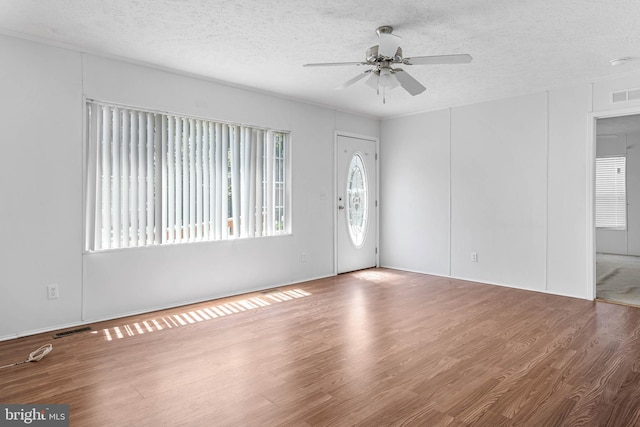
[1, 0, 640, 118]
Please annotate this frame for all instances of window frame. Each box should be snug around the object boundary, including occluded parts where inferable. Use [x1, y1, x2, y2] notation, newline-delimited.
[83, 99, 292, 253]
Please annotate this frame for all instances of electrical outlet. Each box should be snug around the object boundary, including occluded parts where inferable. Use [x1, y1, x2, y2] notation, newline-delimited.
[471, 252, 478, 262]
[301, 252, 308, 262]
[47, 284, 59, 300]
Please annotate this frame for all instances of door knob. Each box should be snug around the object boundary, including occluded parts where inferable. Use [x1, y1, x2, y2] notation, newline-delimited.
[338, 205, 345, 210]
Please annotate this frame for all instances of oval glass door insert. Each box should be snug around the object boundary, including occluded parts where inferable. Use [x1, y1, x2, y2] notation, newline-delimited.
[347, 153, 368, 247]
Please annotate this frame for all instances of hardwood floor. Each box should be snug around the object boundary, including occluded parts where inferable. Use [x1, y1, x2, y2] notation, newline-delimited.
[2, 268, 640, 426]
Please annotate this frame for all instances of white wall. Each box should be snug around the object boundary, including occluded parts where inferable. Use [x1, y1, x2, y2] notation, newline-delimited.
[450, 93, 548, 290]
[0, 35, 83, 338]
[0, 34, 379, 339]
[382, 86, 593, 299]
[379, 109, 451, 276]
[546, 85, 591, 297]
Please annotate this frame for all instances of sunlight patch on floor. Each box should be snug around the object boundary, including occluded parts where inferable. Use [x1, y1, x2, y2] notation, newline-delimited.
[101, 289, 312, 341]
[352, 269, 404, 283]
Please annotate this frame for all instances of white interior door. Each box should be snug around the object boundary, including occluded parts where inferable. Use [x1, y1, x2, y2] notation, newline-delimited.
[337, 135, 377, 274]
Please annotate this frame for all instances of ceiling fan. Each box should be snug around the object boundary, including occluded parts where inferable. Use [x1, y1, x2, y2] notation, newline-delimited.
[303, 26, 473, 103]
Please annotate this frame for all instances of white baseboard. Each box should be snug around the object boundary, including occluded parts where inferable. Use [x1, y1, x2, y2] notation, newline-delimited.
[1, 272, 336, 343]
[380, 264, 592, 301]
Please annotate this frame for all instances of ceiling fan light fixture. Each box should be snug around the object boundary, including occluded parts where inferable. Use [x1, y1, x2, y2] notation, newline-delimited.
[365, 72, 379, 90]
[365, 69, 400, 92]
[379, 69, 400, 89]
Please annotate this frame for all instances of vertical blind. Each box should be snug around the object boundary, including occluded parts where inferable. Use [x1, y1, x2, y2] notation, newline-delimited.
[85, 101, 289, 251]
[595, 156, 626, 230]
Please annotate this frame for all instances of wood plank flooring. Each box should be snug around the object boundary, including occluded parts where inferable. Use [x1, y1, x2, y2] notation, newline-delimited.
[2, 268, 640, 426]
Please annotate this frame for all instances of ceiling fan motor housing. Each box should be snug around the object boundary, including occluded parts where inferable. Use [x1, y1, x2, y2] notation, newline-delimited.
[366, 45, 403, 64]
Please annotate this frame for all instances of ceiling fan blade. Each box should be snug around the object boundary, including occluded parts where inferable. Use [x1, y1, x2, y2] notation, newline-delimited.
[303, 61, 366, 67]
[394, 69, 426, 96]
[336, 70, 372, 89]
[403, 54, 473, 65]
[378, 32, 402, 58]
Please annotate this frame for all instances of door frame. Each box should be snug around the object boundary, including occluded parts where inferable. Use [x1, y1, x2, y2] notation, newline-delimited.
[588, 105, 640, 300]
[334, 131, 380, 275]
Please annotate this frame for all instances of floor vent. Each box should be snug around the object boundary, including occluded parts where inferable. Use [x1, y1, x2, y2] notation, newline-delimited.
[261, 289, 282, 294]
[52, 326, 92, 339]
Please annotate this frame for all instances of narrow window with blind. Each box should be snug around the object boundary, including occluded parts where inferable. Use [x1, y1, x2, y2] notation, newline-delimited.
[84, 100, 290, 251]
[595, 156, 626, 230]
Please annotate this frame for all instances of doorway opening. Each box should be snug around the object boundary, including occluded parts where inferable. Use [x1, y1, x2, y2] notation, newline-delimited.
[594, 113, 640, 306]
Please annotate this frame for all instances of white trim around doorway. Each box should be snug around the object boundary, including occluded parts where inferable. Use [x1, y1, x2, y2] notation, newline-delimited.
[587, 105, 640, 300]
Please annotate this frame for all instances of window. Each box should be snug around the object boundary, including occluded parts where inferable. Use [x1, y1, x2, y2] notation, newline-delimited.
[84, 100, 290, 251]
[346, 153, 368, 247]
[595, 156, 626, 230]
